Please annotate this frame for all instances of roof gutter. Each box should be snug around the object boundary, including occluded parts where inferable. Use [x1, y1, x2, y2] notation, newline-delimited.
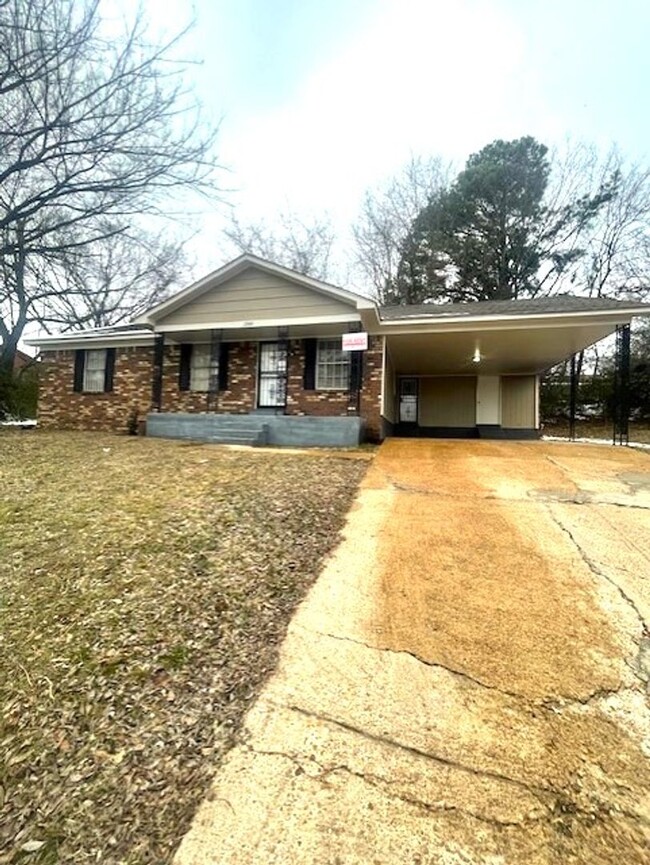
[377, 308, 649, 334]
[25, 331, 156, 351]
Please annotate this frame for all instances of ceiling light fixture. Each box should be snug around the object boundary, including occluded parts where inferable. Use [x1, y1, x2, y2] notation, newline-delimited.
[472, 347, 481, 363]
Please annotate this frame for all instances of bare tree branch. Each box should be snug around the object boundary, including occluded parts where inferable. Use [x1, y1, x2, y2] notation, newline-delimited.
[0, 0, 222, 367]
[351, 155, 452, 302]
[223, 210, 335, 280]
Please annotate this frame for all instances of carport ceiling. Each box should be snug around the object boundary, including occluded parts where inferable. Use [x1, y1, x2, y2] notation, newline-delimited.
[386, 323, 619, 375]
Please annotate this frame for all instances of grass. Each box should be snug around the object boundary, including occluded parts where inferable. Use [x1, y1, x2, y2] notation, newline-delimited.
[542, 419, 650, 443]
[0, 431, 369, 865]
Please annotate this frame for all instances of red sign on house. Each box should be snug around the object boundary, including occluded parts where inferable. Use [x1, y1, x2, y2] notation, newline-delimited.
[342, 332, 368, 351]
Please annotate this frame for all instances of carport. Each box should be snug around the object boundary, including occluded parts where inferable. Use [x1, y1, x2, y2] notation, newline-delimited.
[377, 296, 649, 439]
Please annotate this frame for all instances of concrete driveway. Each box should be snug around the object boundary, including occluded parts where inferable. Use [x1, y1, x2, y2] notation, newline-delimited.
[175, 439, 650, 865]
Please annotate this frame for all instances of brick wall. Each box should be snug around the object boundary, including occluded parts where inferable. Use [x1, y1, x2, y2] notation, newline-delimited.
[38, 346, 154, 432]
[285, 340, 350, 418]
[38, 337, 384, 440]
[161, 342, 256, 414]
[360, 335, 383, 441]
[285, 337, 383, 440]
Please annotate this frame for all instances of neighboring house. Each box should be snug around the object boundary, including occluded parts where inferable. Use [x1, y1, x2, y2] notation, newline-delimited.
[0, 346, 34, 372]
[26, 254, 650, 447]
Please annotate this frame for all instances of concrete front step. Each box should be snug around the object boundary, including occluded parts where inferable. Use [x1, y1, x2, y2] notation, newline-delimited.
[209, 427, 268, 447]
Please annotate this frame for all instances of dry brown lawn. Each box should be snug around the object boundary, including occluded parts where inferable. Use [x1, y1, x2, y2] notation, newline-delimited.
[0, 431, 368, 865]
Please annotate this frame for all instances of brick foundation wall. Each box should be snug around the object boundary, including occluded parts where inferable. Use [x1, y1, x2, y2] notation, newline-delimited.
[38, 346, 154, 432]
[38, 337, 384, 440]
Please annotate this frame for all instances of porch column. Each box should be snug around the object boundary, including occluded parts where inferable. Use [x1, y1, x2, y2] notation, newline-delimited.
[278, 326, 289, 414]
[151, 333, 165, 412]
[207, 329, 222, 412]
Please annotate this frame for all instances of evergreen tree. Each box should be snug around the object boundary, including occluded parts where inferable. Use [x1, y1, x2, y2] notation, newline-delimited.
[393, 137, 614, 304]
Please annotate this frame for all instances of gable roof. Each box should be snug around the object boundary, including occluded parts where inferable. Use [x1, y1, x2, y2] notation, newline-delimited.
[134, 253, 375, 325]
[380, 295, 650, 322]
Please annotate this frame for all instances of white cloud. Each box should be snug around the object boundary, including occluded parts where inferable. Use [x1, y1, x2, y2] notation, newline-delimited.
[219, 0, 558, 227]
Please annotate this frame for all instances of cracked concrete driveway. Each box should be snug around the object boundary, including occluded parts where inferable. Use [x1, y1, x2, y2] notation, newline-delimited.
[175, 439, 650, 865]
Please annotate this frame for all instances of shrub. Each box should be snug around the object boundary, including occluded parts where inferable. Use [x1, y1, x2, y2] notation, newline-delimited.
[0, 364, 38, 420]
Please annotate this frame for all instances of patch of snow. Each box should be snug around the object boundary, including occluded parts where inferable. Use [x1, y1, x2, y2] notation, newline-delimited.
[542, 434, 650, 450]
[0, 419, 37, 428]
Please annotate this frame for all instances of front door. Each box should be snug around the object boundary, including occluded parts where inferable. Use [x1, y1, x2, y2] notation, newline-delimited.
[258, 342, 288, 409]
[399, 377, 418, 424]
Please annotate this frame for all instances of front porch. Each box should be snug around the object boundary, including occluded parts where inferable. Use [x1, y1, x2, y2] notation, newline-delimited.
[146, 412, 365, 447]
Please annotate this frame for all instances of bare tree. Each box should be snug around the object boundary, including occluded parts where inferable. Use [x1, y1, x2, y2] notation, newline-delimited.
[539, 143, 650, 300]
[580, 154, 650, 301]
[31, 224, 190, 330]
[0, 0, 221, 368]
[539, 144, 650, 385]
[351, 155, 452, 302]
[224, 210, 335, 280]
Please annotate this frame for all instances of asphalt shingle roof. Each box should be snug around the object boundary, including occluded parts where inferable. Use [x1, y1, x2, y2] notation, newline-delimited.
[379, 295, 650, 320]
[71, 323, 153, 335]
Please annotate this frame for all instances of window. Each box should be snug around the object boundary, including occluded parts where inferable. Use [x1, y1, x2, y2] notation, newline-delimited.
[190, 344, 216, 391]
[316, 338, 350, 390]
[83, 349, 107, 392]
[74, 348, 115, 394]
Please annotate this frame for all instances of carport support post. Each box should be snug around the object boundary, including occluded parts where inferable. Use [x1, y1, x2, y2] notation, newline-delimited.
[569, 353, 577, 441]
[613, 324, 631, 446]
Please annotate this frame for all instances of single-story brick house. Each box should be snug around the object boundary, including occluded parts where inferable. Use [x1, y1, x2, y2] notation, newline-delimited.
[27, 254, 650, 446]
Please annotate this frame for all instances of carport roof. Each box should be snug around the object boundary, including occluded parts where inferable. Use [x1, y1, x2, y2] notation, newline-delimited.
[379, 295, 650, 321]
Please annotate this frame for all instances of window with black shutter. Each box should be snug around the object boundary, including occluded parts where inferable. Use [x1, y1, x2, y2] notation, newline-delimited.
[74, 348, 114, 393]
[179, 344, 192, 391]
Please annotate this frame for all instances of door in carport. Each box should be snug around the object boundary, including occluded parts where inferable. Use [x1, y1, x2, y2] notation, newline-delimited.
[399, 378, 418, 423]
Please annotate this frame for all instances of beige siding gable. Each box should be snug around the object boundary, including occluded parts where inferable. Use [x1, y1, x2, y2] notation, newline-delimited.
[158, 267, 357, 327]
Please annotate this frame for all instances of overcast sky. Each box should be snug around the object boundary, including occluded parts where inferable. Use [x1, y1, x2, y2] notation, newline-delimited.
[142, 0, 650, 273]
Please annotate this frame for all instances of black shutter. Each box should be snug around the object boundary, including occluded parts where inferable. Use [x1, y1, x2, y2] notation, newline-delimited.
[179, 343, 192, 391]
[218, 343, 229, 391]
[349, 351, 363, 392]
[73, 350, 85, 392]
[104, 348, 116, 392]
[303, 338, 317, 390]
